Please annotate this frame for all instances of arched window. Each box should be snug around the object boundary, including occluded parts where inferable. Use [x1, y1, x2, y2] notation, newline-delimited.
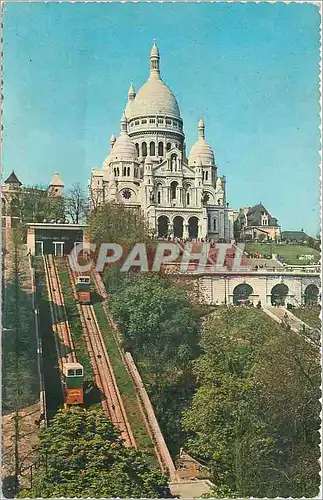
[135, 143, 139, 156]
[157, 191, 161, 204]
[150, 142, 155, 156]
[166, 142, 171, 151]
[208, 213, 211, 230]
[205, 171, 208, 181]
[186, 192, 190, 206]
[142, 142, 147, 157]
[127, 167, 130, 176]
[170, 181, 178, 200]
[123, 166, 126, 176]
[158, 142, 164, 156]
[213, 218, 217, 231]
[117, 168, 120, 176]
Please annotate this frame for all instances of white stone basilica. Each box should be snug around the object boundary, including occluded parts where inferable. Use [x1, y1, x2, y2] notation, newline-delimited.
[90, 42, 234, 240]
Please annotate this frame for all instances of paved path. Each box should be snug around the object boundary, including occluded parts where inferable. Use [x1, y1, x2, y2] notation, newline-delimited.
[263, 306, 319, 346]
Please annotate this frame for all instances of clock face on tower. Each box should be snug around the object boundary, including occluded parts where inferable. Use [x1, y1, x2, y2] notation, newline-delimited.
[122, 189, 132, 200]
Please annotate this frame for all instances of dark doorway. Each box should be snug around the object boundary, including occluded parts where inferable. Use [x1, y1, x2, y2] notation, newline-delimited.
[233, 283, 253, 306]
[173, 216, 184, 238]
[158, 216, 169, 238]
[304, 284, 319, 306]
[188, 217, 199, 239]
[271, 283, 289, 306]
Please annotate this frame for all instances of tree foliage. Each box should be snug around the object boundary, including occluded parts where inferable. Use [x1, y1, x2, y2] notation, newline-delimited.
[182, 307, 320, 497]
[17, 407, 169, 498]
[89, 202, 151, 250]
[106, 270, 201, 455]
[8, 186, 65, 224]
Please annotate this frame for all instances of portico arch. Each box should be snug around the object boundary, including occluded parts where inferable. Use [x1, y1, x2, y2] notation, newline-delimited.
[158, 216, 169, 238]
[173, 216, 184, 238]
[271, 283, 289, 306]
[233, 283, 253, 306]
[304, 284, 319, 305]
[188, 216, 199, 239]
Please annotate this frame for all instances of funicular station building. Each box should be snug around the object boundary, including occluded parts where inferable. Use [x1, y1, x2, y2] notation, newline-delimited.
[27, 223, 86, 256]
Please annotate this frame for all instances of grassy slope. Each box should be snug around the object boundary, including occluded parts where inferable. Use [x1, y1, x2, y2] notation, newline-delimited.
[291, 307, 321, 330]
[245, 243, 320, 265]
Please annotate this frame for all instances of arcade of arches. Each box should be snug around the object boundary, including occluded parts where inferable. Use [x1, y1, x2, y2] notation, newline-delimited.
[157, 215, 200, 238]
[198, 275, 320, 307]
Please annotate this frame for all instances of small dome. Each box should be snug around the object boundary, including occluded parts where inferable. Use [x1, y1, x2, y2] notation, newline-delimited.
[188, 139, 215, 166]
[188, 118, 215, 167]
[106, 114, 138, 164]
[110, 134, 138, 162]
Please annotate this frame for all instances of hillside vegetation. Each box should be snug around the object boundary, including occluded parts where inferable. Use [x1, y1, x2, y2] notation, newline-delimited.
[245, 243, 320, 265]
[182, 307, 320, 498]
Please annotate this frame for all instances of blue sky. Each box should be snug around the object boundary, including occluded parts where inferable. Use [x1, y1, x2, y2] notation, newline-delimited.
[3, 2, 321, 235]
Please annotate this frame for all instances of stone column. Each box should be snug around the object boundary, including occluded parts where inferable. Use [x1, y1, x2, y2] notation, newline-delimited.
[183, 223, 189, 239]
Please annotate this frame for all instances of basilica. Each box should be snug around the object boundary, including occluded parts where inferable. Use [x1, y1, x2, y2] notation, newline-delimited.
[90, 42, 234, 240]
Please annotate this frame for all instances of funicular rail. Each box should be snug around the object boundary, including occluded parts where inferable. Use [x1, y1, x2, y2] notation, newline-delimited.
[43, 254, 77, 377]
[65, 257, 136, 448]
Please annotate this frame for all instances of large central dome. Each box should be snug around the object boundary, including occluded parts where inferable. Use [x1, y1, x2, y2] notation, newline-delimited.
[126, 42, 181, 120]
[131, 78, 180, 118]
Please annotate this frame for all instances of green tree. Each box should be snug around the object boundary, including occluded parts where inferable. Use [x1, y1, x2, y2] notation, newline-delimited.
[18, 407, 169, 498]
[9, 186, 65, 224]
[107, 271, 201, 455]
[88, 202, 151, 251]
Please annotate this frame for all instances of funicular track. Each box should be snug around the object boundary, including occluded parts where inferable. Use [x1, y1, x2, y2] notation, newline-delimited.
[43, 254, 77, 383]
[65, 257, 136, 448]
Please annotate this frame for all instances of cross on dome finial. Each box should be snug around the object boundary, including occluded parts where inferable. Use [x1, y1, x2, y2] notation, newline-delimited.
[198, 117, 205, 139]
[150, 40, 160, 78]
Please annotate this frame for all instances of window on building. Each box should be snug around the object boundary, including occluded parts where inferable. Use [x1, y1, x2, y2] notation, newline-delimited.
[166, 142, 171, 151]
[142, 142, 147, 157]
[135, 143, 139, 156]
[166, 119, 171, 125]
[213, 219, 217, 231]
[135, 120, 139, 125]
[127, 167, 130, 176]
[157, 118, 163, 124]
[150, 142, 155, 156]
[158, 142, 164, 156]
[157, 191, 161, 204]
[170, 181, 178, 200]
[205, 171, 208, 181]
[123, 167, 126, 176]
[208, 213, 211, 231]
[149, 118, 155, 124]
[141, 119, 147, 124]
[187, 192, 190, 205]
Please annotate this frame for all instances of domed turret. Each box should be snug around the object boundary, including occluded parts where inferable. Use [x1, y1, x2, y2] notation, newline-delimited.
[109, 113, 138, 162]
[125, 84, 136, 118]
[188, 118, 215, 167]
[110, 133, 116, 149]
[129, 41, 181, 119]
